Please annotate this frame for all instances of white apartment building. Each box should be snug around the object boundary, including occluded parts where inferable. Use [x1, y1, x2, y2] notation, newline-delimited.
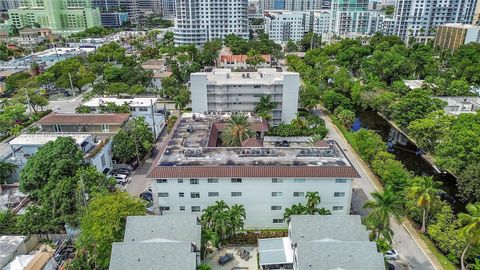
[82, 98, 165, 139]
[174, 0, 249, 46]
[147, 113, 360, 228]
[191, 68, 299, 125]
[264, 11, 310, 43]
[393, 0, 476, 43]
[284, 0, 327, 10]
[313, 10, 332, 34]
[330, 0, 370, 35]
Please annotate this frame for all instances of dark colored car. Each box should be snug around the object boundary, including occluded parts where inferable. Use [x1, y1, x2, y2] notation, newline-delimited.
[140, 191, 153, 202]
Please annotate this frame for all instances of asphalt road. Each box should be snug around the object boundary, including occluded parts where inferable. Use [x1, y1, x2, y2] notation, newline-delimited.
[319, 109, 437, 270]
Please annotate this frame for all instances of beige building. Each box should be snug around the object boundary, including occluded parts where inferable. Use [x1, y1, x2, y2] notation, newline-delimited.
[18, 28, 52, 50]
[475, 0, 480, 25]
[434, 24, 480, 50]
[37, 113, 130, 134]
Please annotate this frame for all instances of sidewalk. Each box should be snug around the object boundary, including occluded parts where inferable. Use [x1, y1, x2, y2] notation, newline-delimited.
[319, 108, 444, 270]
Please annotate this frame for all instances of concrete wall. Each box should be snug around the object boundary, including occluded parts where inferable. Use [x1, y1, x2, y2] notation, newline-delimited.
[191, 73, 209, 114]
[89, 139, 113, 173]
[282, 73, 300, 124]
[152, 177, 353, 228]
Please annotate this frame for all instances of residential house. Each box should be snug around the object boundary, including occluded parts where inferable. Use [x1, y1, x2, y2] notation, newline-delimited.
[141, 59, 172, 89]
[37, 113, 130, 135]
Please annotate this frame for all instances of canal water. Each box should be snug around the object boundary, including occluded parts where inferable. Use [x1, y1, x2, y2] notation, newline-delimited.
[355, 110, 464, 212]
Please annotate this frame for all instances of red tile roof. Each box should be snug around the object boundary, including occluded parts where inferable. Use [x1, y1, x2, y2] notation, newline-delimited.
[220, 54, 271, 63]
[148, 166, 360, 179]
[314, 140, 330, 148]
[241, 138, 263, 147]
[38, 113, 130, 125]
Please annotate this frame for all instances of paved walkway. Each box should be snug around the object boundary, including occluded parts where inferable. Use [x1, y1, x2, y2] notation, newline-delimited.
[318, 108, 443, 270]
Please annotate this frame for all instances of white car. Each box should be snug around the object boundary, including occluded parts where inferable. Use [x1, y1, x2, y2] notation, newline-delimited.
[384, 249, 400, 260]
[111, 173, 128, 184]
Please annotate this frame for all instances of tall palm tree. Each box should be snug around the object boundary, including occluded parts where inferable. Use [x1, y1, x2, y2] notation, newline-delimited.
[220, 114, 255, 147]
[291, 115, 307, 129]
[305, 191, 321, 214]
[458, 202, 480, 270]
[0, 161, 17, 185]
[408, 176, 442, 233]
[363, 187, 404, 242]
[229, 204, 246, 236]
[254, 95, 278, 116]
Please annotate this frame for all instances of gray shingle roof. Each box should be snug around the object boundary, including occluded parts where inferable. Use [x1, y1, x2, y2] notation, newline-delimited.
[295, 241, 385, 270]
[109, 242, 197, 270]
[289, 215, 369, 242]
[123, 215, 201, 247]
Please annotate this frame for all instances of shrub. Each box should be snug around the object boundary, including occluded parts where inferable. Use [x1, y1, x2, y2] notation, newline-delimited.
[224, 231, 288, 245]
[266, 123, 327, 138]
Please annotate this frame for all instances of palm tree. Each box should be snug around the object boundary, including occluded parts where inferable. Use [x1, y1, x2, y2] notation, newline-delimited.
[283, 203, 307, 223]
[220, 114, 255, 147]
[254, 95, 278, 116]
[229, 204, 246, 236]
[458, 202, 480, 270]
[197, 263, 212, 270]
[363, 187, 403, 242]
[291, 115, 307, 129]
[305, 191, 321, 214]
[317, 208, 331, 215]
[408, 176, 442, 233]
[0, 161, 17, 185]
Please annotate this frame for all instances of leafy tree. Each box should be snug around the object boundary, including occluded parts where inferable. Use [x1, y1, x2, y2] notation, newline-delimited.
[129, 84, 146, 96]
[389, 89, 446, 128]
[457, 162, 480, 202]
[201, 39, 222, 66]
[73, 192, 145, 269]
[0, 210, 18, 234]
[321, 90, 352, 112]
[112, 130, 135, 164]
[112, 117, 153, 164]
[285, 40, 298, 52]
[407, 110, 452, 153]
[408, 176, 442, 233]
[246, 49, 264, 69]
[351, 129, 385, 162]
[254, 95, 278, 117]
[5, 72, 30, 95]
[371, 151, 411, 191]
[299, 32, 320, 51]
[458, 203, 480, 270]
[20, 137, 83, 199]
[173, 87, 191, 110]
[220, 114, 255, 147]
[99, 102, 131, 113]
[201, 201, 246, 244]
[0, 160, 17, 184]
[363, 187, 404, 243]
[362, 45, 410, 85]
[107, 82, 130, 97]
[335, 107, 356, 127]
[384, 5, 395, 15]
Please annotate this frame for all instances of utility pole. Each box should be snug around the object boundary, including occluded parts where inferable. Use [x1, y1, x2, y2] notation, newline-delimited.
[68, 72, 75, 98]
[24, 88, 32, 114]
[150, 99, 157, 142]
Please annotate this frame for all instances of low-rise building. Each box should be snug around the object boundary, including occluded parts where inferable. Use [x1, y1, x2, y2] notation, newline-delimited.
[82, 98, 165, 139]
[436, 96, 480, 115]
[141, 59, 172, 89]
[218, 48, 271, 69]
[147, 113, 359, 228]
[258, 215, 385, 269]
[8, 133, 113, 174]
[0, 236, 28, 268]
[434, 24, 480, 50]
[191, 68, 300, 125]
[37, 113, 130, 135]
[109, 215, 201, 270]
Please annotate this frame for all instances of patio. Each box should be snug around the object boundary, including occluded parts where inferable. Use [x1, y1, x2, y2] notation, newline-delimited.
[204, 246, 258, 270]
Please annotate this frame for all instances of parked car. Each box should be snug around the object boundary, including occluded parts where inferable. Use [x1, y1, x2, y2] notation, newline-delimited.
[384, 250, 400, 260]
[111, 168, 132, 175]
[111, 173, 128, 184]
[140, 191, 153, 202]
[386, 262, 395, 270]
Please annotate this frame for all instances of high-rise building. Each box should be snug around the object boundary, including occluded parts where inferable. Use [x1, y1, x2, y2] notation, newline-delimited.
[92, 0, 139, 25]
[285, 0, 326, 10]
[312, 10, 332, 34]
[8, 0, 101, 34]
[474, 0, 480, 25]
[174, 0, 249, 46]
[0, 0, 18, 12]
[264, 11, 311, 43]
[138, 0, 162, 15]
[434, 23, 480, 50]
[161, 0, 175, 18]
[330, 0, 369, 35]
[392, 0, 476, 43]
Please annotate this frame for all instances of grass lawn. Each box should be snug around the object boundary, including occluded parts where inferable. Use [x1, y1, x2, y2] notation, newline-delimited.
[418, 233, 458, 270]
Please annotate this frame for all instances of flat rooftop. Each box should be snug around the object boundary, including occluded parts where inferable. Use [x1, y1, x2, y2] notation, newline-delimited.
[148, 113, 359, 179]
[83, 98, 158, 108]
[9, 133, 91, 146]
[0, 236, 26, 265]
[38, 113, 131, 125]
[194, 68, 298, 85]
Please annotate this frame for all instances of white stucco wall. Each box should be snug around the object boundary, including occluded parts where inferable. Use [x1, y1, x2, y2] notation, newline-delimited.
[151, 177, 353, 229]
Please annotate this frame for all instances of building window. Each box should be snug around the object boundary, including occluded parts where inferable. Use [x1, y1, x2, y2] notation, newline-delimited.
[160, 206, 170, 211]
[179, 192, 184, 197]
[272, 178, 283, 183]
[156, 179, 168, 183]
[231, 178, 242, 183]
[101, 155, 106, 167]
[293, 192, 304, 197]
[332, 206, 344, 211]
[101, 124, 109, 132]
[208, 192, 219, 197]
[294, 179, 305, 183]
[190, 179, 199, 184]
[191, 206, 201, 212]
[139, 107, 148, 112]
[178, 179, 184, 183]
[271, 206, 282, 211]
[208, 178, 218, 183]
[158, 192, 169, 197]
[272, 192, 282, 197]
[273, 219, 284, 224]
[231, 192, 242, 197]
[335, 179, 347, 183]
[191, 192, 200, 198]
[334, 192, 345, 198]
[180, 206, 185, 211]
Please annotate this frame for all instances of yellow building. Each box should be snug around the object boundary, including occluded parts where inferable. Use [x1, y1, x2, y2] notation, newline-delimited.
[434, 24, 480, 50]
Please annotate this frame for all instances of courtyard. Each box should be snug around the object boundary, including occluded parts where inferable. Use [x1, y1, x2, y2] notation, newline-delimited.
[204, 246, 258, 270]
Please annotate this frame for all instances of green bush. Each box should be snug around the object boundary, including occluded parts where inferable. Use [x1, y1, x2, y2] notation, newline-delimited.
[266, 123, 328, 138]
[224, 231, 287, 245]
